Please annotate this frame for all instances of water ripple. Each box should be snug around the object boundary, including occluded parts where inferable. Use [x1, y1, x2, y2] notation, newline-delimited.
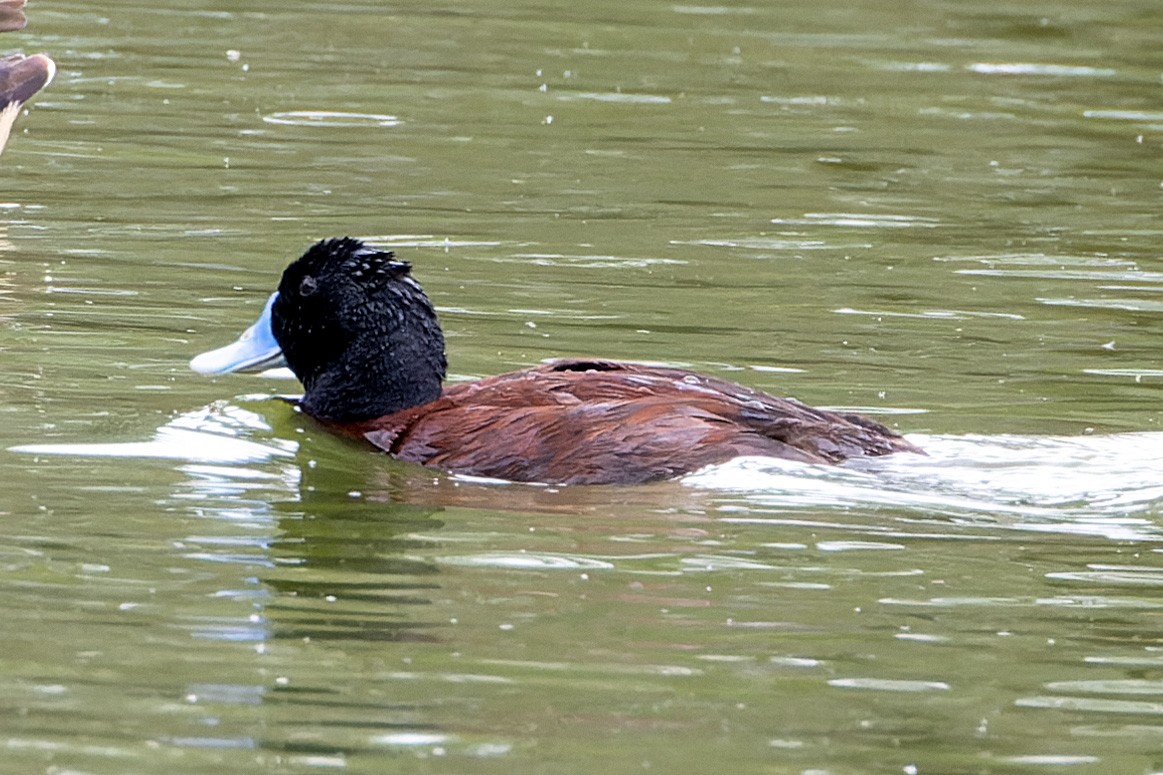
[262, 111, 401, 128]
[969, 63, 1116, 77]
[10, 404, 296, 465]
[1044, 680, 1163, 696]
[438, 552, 615, 570]
[829, 678, 950, 692]
[772, 212, 940, 228]
[556, 92, 671, 104]
[688, 433, 1163, 538]
[1015, 696, 1163, 715]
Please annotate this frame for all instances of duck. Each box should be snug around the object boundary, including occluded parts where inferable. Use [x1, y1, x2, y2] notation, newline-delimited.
[191, 237, 921, 485]
[0, 0, 28, 33]
[0, 0, 54, 157]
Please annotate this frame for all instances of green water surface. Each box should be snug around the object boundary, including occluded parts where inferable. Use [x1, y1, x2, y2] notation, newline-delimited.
[2, 1, 1162, 773]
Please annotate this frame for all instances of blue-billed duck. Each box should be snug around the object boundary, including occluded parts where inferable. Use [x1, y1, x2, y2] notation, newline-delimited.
[191, 237, 921, 484]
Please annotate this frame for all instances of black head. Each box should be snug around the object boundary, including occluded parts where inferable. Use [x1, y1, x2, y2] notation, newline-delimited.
[272, 237, 447, 422]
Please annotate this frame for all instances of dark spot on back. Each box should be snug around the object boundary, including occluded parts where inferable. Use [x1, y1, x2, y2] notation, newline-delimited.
[548, 360, 624, 373]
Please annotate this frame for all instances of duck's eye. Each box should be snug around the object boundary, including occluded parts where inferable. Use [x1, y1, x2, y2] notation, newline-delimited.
[299, 275, 318, 297]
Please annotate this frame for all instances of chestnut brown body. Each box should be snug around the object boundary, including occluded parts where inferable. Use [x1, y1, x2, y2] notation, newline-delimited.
[343, 359, 920, 485]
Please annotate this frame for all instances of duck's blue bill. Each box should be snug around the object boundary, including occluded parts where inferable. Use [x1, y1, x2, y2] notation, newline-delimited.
[190, 292, 287, 375]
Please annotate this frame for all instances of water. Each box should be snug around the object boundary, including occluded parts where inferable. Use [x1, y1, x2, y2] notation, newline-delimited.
[3, 0, 1163, 772]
